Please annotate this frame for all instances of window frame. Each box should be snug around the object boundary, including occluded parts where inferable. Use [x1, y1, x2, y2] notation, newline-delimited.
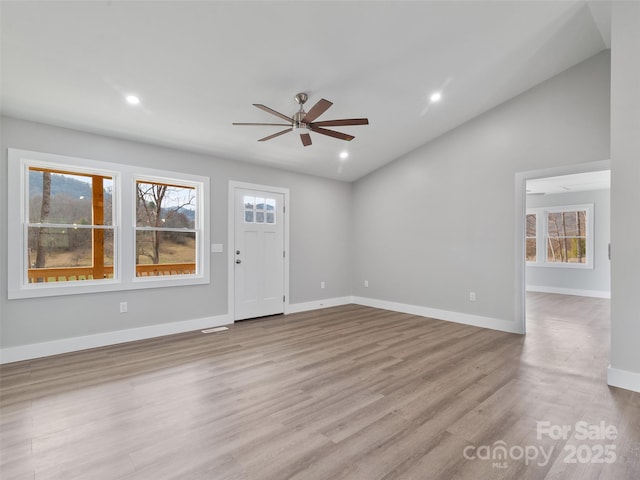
[8, 149, 210, 299]
[525, 204, 594, 269]
[132, 175, 203, 284]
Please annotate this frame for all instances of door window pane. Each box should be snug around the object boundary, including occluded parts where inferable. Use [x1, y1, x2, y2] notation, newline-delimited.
[244, 195, 277, 224]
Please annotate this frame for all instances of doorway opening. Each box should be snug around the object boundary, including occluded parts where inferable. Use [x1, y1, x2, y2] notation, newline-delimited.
[515, 160, 610, 334]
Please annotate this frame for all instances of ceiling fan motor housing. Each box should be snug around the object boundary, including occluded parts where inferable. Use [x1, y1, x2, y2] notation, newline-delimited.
[293, 110, 308, 130]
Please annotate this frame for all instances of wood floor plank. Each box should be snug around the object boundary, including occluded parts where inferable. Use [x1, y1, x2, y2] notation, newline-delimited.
[1, 293, 638, 479]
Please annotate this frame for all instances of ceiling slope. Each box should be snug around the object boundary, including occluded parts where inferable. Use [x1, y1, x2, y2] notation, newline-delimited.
[1, 1, 607, 181]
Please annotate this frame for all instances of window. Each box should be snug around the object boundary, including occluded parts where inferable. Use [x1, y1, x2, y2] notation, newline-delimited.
[526, 213, 537, 262]
[8, 149, 210, 298]
[243, 195, 276, 224]
[135, 180, 198, 277]
[526, 204, 593, 269]
[27, 167, 115, 283]
[546, 210, 587, 264]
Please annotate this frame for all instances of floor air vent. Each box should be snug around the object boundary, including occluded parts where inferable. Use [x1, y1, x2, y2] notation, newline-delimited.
[201, 326, 229, 334]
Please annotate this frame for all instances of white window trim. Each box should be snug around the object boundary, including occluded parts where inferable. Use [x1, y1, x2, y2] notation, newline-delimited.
[132, 174, 205, 285]
[526, 203, 594, 270]
[8, 149, 210, 299]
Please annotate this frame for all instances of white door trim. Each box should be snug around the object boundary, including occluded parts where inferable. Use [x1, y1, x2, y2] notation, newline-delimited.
[228, 181, 290, 321]
[514, 159, 610, 335]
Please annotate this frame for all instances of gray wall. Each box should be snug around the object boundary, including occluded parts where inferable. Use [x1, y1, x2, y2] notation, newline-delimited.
[0, 117, 352, 348]
[352, 51, 610, 326]
[0, 49, 621, 367]
[610, 3, 640, 380]
[526, 189, 610, 296]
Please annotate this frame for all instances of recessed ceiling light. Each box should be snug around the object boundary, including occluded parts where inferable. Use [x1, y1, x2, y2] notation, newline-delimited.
[126, 95, 140, 105]
[339, 151, 349, 160]
[430, 92, 442, 103]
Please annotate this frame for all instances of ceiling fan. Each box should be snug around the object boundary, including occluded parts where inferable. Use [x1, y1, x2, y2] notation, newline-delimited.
[233, 93, 369, 147]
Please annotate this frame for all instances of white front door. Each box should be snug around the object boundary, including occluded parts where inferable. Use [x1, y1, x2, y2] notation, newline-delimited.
[233, 188, 285, 320]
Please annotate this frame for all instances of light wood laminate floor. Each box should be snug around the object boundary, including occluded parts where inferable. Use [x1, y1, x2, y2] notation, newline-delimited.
[1, 294, 639, 479]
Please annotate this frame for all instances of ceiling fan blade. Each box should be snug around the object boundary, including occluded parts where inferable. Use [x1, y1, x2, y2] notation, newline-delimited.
[253, 104, 293, 122]
[309, 126, 354, 142]
[310, 118, 369, 127]
[233, 122, 292, 126]
[300, 133, 312, 146]
[258, 128, 292, 142]
[303, 98, 333, 123]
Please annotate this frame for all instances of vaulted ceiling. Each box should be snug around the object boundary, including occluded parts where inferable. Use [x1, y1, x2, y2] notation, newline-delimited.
[1, 1, 610, 181]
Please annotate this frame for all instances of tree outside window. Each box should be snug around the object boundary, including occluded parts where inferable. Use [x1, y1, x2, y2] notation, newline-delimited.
[525, 205, 593, 268]
[546, 210, 587, 264]
[135, 180, 198, 275]
[27, 167, 114, 282]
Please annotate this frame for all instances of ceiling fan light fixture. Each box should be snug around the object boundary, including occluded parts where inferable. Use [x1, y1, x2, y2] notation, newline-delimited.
[292, 122, 307, 134]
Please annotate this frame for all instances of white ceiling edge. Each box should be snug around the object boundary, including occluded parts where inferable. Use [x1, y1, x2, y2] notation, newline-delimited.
[526, 170, 611, 195]
[587, 1, 612, 48]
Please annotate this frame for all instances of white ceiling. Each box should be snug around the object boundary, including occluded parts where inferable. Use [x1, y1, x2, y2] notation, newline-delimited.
[1, 1, 609, 182]
[526, 170, 610, 195]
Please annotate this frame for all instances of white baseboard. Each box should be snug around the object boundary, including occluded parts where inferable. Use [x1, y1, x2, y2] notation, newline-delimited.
[0, 314, 231, 364]
[607, 366, 640, 393]
[286, 296, 353, 314]
[351, 296, 524, 334]
[526, 285, 611, 299]
[0, 295, 525, 364]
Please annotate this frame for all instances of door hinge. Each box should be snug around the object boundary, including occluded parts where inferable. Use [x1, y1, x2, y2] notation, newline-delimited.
[283, 295, 285, 302]
[283, 250, 285, 258]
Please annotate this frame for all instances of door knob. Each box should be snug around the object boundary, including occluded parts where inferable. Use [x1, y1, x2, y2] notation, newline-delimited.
[236, 259, 242, 264]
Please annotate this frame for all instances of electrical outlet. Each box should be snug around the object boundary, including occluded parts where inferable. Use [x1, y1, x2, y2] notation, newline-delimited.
[120, 302, 128, 313]
[364, 280, 369, 288]
[469, 292, 476, 302]
[321, 281, 325, 289]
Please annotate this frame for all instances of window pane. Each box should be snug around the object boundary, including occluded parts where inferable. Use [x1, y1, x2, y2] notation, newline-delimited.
[547, 213, 562, 237]
[136, 182, 196, 228]
[245, 211, 254, 223]
[28, 169, 113, 225]
[266, 198, 276, 224]
[244, 196, 255, 209]
[547, 237, 586, 264]
[27, 227, 114, 282]
[547, 211, 586, 237]
[136, 230, 196, 266]
[256, 211, 265, 223]
[256, 197, 265, 211]
[526, 214, 536, 237]
[266, 198, 276, 211]
[526, 238, 536, 262]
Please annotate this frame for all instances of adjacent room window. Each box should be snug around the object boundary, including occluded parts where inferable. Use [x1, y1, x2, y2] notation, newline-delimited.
[135, 180, 199, 277]
[526, 204, 593, 269]
[525, 213, 537, 262]
[8, 149, 210, 298]
[546, 209, 587, 264]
